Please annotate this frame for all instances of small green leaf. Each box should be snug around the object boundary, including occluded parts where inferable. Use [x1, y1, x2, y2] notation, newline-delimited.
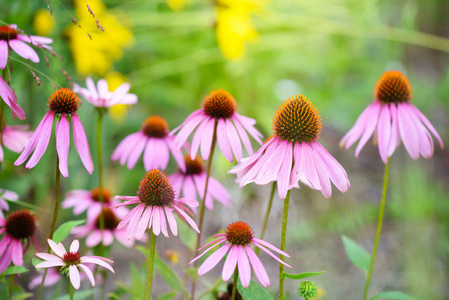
[14, 291, 34, 300]
[52, 220, 85, 243]
[154, 254, 185, 293]
[32, 258, 43, 271]
[2, 266, 28, 275]
[341, 235, 371, 273]
[158, 290, 178, 300]
[370, 291, 418, 300]
[236, 278, 274, 300]
[282, 270, 325, 281]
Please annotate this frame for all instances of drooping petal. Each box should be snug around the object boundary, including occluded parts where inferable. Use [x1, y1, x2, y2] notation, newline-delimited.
[252, 241, 292, 268]
[152, 206, 161, 236]
[35, 253, 63, 262]
[173, 205, 199, 233]
[126, 134, 147, 169]
[56, 114, 70, 177]
[191, 118, 207, 160]
[237, 246, 251, 288]
[78, 264, 95, 286]
[232, 117, 253, 155]
[288, 142, 302, 189]
[190, 238, 227, 264]
[69, 265, 81, 289]
[0, 40, 8, 69]
[233, 113, 263, 144]
[245, 245, 270, 287]
[276, 141, 293, 199]
[159, 207, 169, 237]
[126, 204, 146, 238]
[11, 239, 23, 266]
[377, 104, 392, 164]
[300, 142, 321, 190]
[35, 260, 65, 269]
[198, 243, 231, 275]
[136, 205, 152, 240]
[24, 112, 55, 169]
[9, 39, 39, 63]
[217, 118, 233, 162]
[80, 257, 114, 273]
[397, 103, 420, 159]
[111, 132, 142, 163]
[387, 103, 400, 157]
[225, 119, 243, 162]
[410, 103, 444, 149]
[164, 207, 178, 236]
[86, 231, 102, 248]
[255, 140, 287, 185]
[355, 101, 382, 157]
[200, 117, 216, 160]
[222, 245, 239, 281]
[174, 111, 206, 149]
[72, 113, 94, 174]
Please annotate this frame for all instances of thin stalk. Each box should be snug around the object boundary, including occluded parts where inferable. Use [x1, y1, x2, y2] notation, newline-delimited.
[256, 182, 276, 255]
[363, 159, 390, 300]
[37, 156, 61, 300]
[145, 232, 157, 300]
[190, 119, 218, 300]
[96, 110, 105, 254]
[69, 281, 74, 300]
[9, 274, 14, 298]
[231, 268, 239, 300]
[279, 190, 291, 300]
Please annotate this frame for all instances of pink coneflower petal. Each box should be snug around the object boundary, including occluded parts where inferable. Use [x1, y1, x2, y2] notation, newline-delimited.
[233, 113, 263, 144]
[86, 231, 101, 247]
[143, 139, 157, 170]
[126, 134, 147, 169]
[217, 119, 233, 162]
[47, 239, 65, 257]
[157, 139, 170, 170]
[191, 119, 206, 160]
[36, 253, 62, 262]
[253, 241, 292, 268]
[377, 104, 391, 164]
[78, 264, 95, 286]
[311, 149, 331, 198]
[288, 143, 302, 189]
[159, 208, 169, 237]
[17, 35, 53, 46]
[69, 265, 81, 289]
[183, 175, 197, 200]
[300, 142, 321, 190]
[387, 104, 400, 156]
[164, 207, 178, 236]
[256, 141, 286, 185]
[86, 77, 99, 100]
[207, 177, 231, 207]
[25, 112, 55, 169]
[252, 237, 290, 257]
[355, 101, 382, 157]
[173, 205, 199, 233]
[226, 119, 243, 162]
[11, 239, 23, 266]
[97, 79, 108, 99]
[0, 41, 7, 69]
[200, 118, 215, 160]
[191, 239, 227, 265]
[56, 114, 70, 177]
[410, 103, 444, 148]
[117, 204, 141, 230]
[9, 39, 39, 63]
[35, 260, 65, 268]
[198, 243, 231, 276]
[112, 132, 141, 163]
[103, 231, 114, 246]
[233, 118, 253, 155]
[72, 113, 94, 174]
[174, 111, 205, 149]
[397, 103, 420, 159]
[222, 245, 239, 281]
[177, 197, 199, 208]
[277, 141, 293, 199]
[237, 246, 251, 287]
[126, 204, 145, 238]
[81, 257, 115, 273]
[340, 102, 376, 149]
[245, 245, 270, 287]
[136, 205, 152, 240]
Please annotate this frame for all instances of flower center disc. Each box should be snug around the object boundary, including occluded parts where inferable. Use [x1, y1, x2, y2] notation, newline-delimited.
[138, 169, 175, 207]
[0, 25, 18, 41]
[202, 89, 236, 119]
[272, 95, 322, 143]
[5, 210, 36, 239]
[95, 208, 119, 230]
[63, 252, 81, 265]
[374, 70, 412, 104]
[91, 187, 111, 204]
[142, 116, 169, 138]
[48, 88, 80, 115]
[225, 221, 254, 245]
[183, 155, 204, 175]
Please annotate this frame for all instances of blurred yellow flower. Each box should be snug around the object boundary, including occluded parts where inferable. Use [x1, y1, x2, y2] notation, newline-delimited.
[164, 249, 180, 264]
[65, 0, 134, 76]
[105, 71, 131, 122]
[33, 9, 54, 36]
[215, 0, 265, 60]
[317, 287, 326, 298]
[167, 0, 187, 11]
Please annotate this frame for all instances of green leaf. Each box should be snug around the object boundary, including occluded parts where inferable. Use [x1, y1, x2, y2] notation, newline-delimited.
[135, 245, 150, 258]
[282, 270, 325, 281]
[154, 254, 185, 293]
[14, 291, 34, 300]
[32, 258, 43, 271]
[53, 289, 94, 300]
[341, 235, 371, 273]
[158, 290, 178, 300]
[2, 266, 28, 276]
[52, 220, 85, 243]
[370, 291, 418, 300]
[236, 278, 274, 300]
[177, 219, 197, 252]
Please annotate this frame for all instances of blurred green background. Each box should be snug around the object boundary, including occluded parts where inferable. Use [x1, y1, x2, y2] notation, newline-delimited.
[1, 0, 448, 299]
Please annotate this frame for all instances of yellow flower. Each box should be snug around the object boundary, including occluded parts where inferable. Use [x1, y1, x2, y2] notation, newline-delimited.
[65, 0, 134, 76]
[215, 0, 265, 60]
[167, 0, 187, 11]
[33, 9, 55, 36]
[317, 287, 326, 298]
[105, 71, 131, 122]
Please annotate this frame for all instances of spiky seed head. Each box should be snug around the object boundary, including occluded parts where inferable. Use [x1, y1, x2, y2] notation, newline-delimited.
[142, 116, 169, 138]
[225, 221, 254, 246]
[203, 89, 236, 119]
[138, 169, 175, 207]
[374, 70, 412, 104]
[48, 88, 80, 115]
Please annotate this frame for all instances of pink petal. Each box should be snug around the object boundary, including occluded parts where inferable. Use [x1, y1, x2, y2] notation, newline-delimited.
[72, 113, 94, 174]
[397, 103, 420, 160]
[173, 205, 199, 233]
[233, 113, 263, 144]
[252, 238, 290, 257]
[86, 231, 102, 248]
[159, 207, 169, 237]
[24, 112, 55, 169]
[300, 143, 321, 190]
[226, 119, 243, 162]
[126, 134, 147, 169]
[136, 205, 152, 240]
[377, 104, 392, 164]
[111, 132, 142, 163]
[410, 103, 444, 149]
[35, 260, 65, 269]
[217, 118, 233, 162]
[387, 104, 400, 157]
[200, 117, 215, 160]
[340, 103, 375, 149]
[69, 265, 81, 289]
[245, 245, 270, 287]
[117, 204, 141, 230]
[191, 118, 207, 160]
[0, 40, 7, 69]
[126, 204, 146, 238]
[56, 114, 70, 177]
[222, 245, 239, 281]
[190, 238, 227, 264]
[35, 253, 62, 262]
[47, 239, 65, 257]
[255, 140, 287, 185]
[252, 241, 292, 268]
[237, 246, 251, 288]
[232, 117, 253, 155]
[164, 207, 178, 236]
[355, 101, 382, 157]
[70, 240, 79, 253]
[11, 239, 23, 266]
[198, 243, 231, 275]
[78, 264, 95, 286]
[9, 39, 39, 63]
[239, 140, 278, 187]
[152, 206, 161, 236]
[310, 149, 331, 198]
[143, 138, 159, 170]
[182, 175, 198, 201]
[86, 77, 99, 100]
[80, 257, 114, 273]
[277, 141, 293, 199]
[174, 112, 207, 149]
[207, 177, 231, 207]
[288, 142, 302, 189]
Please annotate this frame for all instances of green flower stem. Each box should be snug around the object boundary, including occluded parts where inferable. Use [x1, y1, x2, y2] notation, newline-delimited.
[96, 109, 105, 254]
[37, 156, 61, 300]
[231, 268, 239, 300]
[191, 119, 218, 300]
[70, 280, 74, 300]
[256, 181, 276, 255]
[279, 190, 291, 300]
[9, 274, 14, 298]
[363, 159, 390, 300]
[145, 232, 157, 300]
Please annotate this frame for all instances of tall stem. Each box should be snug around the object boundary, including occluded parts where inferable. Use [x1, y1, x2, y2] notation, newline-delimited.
[9, 274, 14, 298]
[37, 156, 61, 300]
[279, 190, 291, 300]
[96, 110, 105, 253]
[363, 159, 390, 300]
[69, 280, 74, 300]
[145, 231, 157, 300]
[256, 182, 276, 255]
[231, 268, 239, 300]
[190, 120, 218, 300]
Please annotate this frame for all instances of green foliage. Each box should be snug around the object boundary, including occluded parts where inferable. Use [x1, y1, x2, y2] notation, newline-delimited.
[154, 254, 186, 295]
[53, 289, 95, 300]
[2, 266, 28, 276]
[341, 235, 371, 273]
[282, 270, 325, 281]
[236, 278, 274, 300]
[52, 220, 85, 244]
[369, 291, 418, 300]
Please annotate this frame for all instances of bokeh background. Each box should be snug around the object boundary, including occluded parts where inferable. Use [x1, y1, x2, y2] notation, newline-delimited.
[1, 0, 448, 299]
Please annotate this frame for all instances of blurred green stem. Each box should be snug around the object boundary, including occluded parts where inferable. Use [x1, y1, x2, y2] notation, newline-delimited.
[37, 156, 61, 300]
[279, 190, 291, 300]
[231, 269, 239, 300]
[191, 119, 218, 300]
[363, 159, 390, 300]
[69, 281, 74, 300]
[256, 182, 276, 253]
[9, 274, 14, 298]
[145, 232, 157, 300]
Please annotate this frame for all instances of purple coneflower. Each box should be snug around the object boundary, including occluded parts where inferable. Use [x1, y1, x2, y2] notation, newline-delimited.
[115, 169, 199, 239]
[0, 125, 32, 161]
[169, 154, 230, 211]
[35, 239, 114, 289]
[71, 208, 135, 247]
[14, 88, 94, 177]
[0, 210, 38, 274]
[29, 265, 96, 289]
[172, 89, 263, 162]
[340, 70, 444, 163]
[0, 24, 52, 69]
[0, 188, 18, 217]
[62, 187, 120, 221]
[191, 221, 291, 288]
[73, 77, 137, 108]
[231, 95, 350, 199]
[0, 75, 25, 119]
[112, 116, 185, 172]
